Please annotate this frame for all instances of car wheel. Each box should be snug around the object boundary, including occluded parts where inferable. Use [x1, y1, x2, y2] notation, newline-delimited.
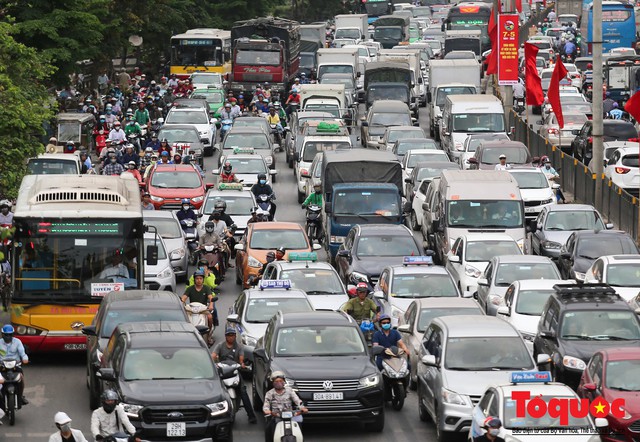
[252, 376, 263, 411]
[369, 407, 385, 432]
[417, 384, 430, 422]
[436, 409, 450, 442]
[410, 210, 420, 231]
[217, 430, 234, 442]
[235, 266, 242, 285]
[297, 192, 305, 204]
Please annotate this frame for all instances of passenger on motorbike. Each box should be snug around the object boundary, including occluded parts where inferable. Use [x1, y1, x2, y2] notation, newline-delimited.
[158, 138, 172, 156]
[372, 315, 410, 370]
[121, 144, 140, 168]
[188, 259, 218, 289]
[275, 247, 286, 261]
[145, 133, 161, 151]
[220, 161, 241, 183]
[181, 271, 216, 331]
[79, 151, 93, 174]
[251, 174, 277, 218]
[123, 161, 142, 183]
[301, 184, 323, 208]
[608, 102, 625, 119]
[263, 371, 308, 442]
[0, 325, 29, 406]
[140, 147, 154, 171]
[342, 282, 380, 322]
[91, 390, 139, 442]
[102, 153, 125, 176]
[211, 328, 257, 424]
[176, 198, 198, 226]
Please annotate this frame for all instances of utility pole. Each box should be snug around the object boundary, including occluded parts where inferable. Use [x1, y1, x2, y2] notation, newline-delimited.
[592, 0, 604, 206]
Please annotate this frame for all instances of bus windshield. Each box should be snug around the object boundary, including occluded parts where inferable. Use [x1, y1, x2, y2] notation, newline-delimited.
[171, 39, 223, 67]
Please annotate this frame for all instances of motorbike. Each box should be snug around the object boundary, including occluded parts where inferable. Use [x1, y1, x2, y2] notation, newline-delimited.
[102, 431, 147, 442]
[380, 346, 410, 411]
[256, 194, 274, 221]
[197, 244, 223, 278]
[304, 205, 323, 244]
[0, 359, 23, 425]
[95, 130, 108, 156]
[220, 119, 233, 142]
[514, 97, 525, 114]
[270, 124, 283, 151]
[180, 218, 199, 263]
[185, 301, 216, 344]
[272, 410, 304, 442]
[127, 132, 141, 151]
[218, 362, 242, 413]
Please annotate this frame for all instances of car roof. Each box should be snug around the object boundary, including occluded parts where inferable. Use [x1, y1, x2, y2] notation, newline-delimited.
[436, 315, 519, 337]
[461, 233, 518, 242]
[498, 382, 576, 398]
[273, 261, 336, 271]
[158, 124, 200, 131]
[388, 126, 423, 131]
[478, 140, 527, 149]
[250, 222, 305, 232]
[413, 297, 482, 309]
[600, 347, 640, 360]
[227, 127, 269, 135]
[413, 161, 458, 169]
[513, 279, 567, 290]
[143, 210, 178, 220]
[572, 230, 631, 239]
[103, 290, 182, 305]
[370, 100, 410, 111]
[397, 138, 435, 144]
[545, 204, 597, 212]
[278, 310, 356, 327]
[226, 154, 266, 161]
[388, 264, 450, 275]
[357, 224, 412, 234]
[169, 106, 206, 112]
[494, 255, 553, 264]
[244, 288, 310, 299]
[153, 164, 200, 173]
[599, 254, 640, 264]
[114, 320, 197, 335]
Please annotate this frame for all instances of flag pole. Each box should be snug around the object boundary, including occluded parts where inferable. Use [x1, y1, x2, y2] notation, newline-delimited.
[526, 102, 530, 149]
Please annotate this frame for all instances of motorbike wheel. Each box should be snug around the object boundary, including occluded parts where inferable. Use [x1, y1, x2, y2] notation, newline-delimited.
[391, 383, 405, 411]
[7, 394, 15, 425]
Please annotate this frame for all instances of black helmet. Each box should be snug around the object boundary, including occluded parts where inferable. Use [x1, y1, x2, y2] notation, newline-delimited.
[102, 390, 119, 403]
[205, 221, 215, 231]
[214, 200, 227, 211]
[198, 258, 208, 267]
[276, 247, 286, 255]
[211, 210, 221, 219]
[257, 173, 267, 181]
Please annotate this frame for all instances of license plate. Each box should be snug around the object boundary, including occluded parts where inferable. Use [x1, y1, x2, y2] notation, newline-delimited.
[525, 207, 536, 213]
[313, 392, 343, 400]
[64, 343, 86, 350]
[167, 422, 186, 437]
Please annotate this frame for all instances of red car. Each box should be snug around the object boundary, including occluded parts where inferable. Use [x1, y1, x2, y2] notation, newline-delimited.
[146, 164, 211, 210]
[578, 347, 640, 441]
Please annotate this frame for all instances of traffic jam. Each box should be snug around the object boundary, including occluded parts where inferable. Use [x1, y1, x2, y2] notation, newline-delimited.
[2, 1, 640, 441]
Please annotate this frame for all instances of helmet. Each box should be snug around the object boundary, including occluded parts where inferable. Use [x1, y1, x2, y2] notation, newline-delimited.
[356, 282, 368, 292]
[224, 327, 237, 335]
[484, 417, 502, 428]
[125, 143, 134, 150]
[2, 324, 14, 335]
[205, 221, 215, 231]
[214, 200, 227, 211]
[145, 146, 153, 152]
[266, 251, 276, 259]
[270, 371, 286, 381]
[114, 121, 121, 126]
[0, 200, 11, 209]
[101, 390, 119, 403]
[198, 258, 208, 267]
[128, 161, 136, 167]
[161, 151, 169, 157]
[67, 140, 75, 146]
[613, 102, 619, 108]
[224, 103, 232, 108]
[257, 173, 267, 181]
[587, 63, 593, 69]
[193, 270, 205, 278]
[54, 412, 72, 425]
[379, 314, 391, 323]
[276, 247, 286, 255]
[181, 198, 190, 205]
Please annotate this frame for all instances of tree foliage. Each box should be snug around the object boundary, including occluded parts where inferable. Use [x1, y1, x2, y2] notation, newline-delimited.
[0, 22, 55, 198]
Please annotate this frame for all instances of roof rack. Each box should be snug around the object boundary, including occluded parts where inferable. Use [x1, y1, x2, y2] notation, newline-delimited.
[553, 283, 618, 298]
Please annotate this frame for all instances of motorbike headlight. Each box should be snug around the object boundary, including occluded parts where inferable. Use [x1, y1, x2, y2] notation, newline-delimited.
[441, 387, 469, 406]
[574, 272, 586, 282]
[191, 196, 204, 203]
[156, 267, 173, 279]
[242, 335, 258, 347]
[359, 373, 380, 388]
[122, 403, 143, 419]
[542, 241, 561, 250]
[563, 355, 586, 371]
[464, 264, 482, 278]
[350, 271, 369, 283]
[248, 255, 262, 268]
[150, 195, 164, 202]
[170, 247, 186, 260]
[489, 294, 505, 306]
[206, 400, 229, 416]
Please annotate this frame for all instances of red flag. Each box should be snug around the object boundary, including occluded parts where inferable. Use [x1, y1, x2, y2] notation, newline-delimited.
[486, 8, 498, 75]
[515, 0, 522, 12]
[547, 59, 568, 128]
[524, 43, 544, 106]
[624, 90, 640, 123]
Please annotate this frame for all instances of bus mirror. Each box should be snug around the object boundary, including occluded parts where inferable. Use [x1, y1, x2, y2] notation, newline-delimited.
[147, 245, 159, 266]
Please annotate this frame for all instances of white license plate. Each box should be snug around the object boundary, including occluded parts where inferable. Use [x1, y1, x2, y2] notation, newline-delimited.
[167, 422, 186, 437]
[313, 392, 343, 400]
[525, 207, 537, 213]
[64, 343, 86, 350]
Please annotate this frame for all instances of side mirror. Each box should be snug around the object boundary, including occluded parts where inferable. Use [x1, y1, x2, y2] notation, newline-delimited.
[404, 178, 412, 183]
[540, 330, 556, 340]
[210, 118, 217, 124]
[536, 353, 551, 365]
[467, 157, 478, 164]
[448, 255, 460, 264]
[477, 278, 489, 286]
[571, 129, 580, 135]
[422, 203, 430, 211]
[432, 219, 441, 232]
[412, 119, 419, 127]
[421, 354, 438, 367]
[595, 418, 608, 429]
[253, 348, 267, 360]
[397, 324, 410, 333]
[200, 138, 209, 144]
[560, 251, 571, 260]
[212, 169, 220, 175]
[463, 290, 473, 298]
[605, 223, 614, 229]
[98, 368, 116, 382]
[373, 290, 385, 299]
[196, 325, 209, 336]
[361, 121, 369, 127]
[312, 243, 322, 250]
[497, 306, 510, 316]
[527, 219, 537, 233]
[81, 325, 97, 336]
[371, 345, 385, 356]
[583, 382, 597, 391]
[552, 183, 560, 190]
[146, 245, 159, 266]
[337, 249, 351, 258]
[269, 170, 277, 176]
[234, 243, 245, 251]
[205, 183, 215, 190]
[227, 313, 240, 323]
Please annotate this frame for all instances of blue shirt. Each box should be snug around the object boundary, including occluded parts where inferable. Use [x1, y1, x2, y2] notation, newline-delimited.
[609, 108, 624, 119]
[373, 329, 402, 348]
[0, 337, 29, 362]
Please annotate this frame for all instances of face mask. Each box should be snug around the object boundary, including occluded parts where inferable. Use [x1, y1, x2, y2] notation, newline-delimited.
[103, 402, 116, 413]
[110, 158, 117, 163]
[60, 423, 71, 433]
[182, 205, 189, 211]
[273, 381, 285, 390]
[266, 256, 275, 263]
[315, 189, 321, 194]
[145, 153, 151, 157]
[2, 334, 11, 343]
[489, 429, 500, 437]
[381, 323, 391, 331]
[259, 180, 266, 185]
[106, 110, 112, 115]
[545, 164, 550, 169]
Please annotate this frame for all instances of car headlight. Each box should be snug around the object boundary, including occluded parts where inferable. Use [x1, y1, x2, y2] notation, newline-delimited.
[285, 378, 296, 388]
[206, 400, 229, 416]
[265, 156, 273, 165]
[248, 255, 262, 268]
[574, 271, 586, 282]
[242, 335, 258, 347]
[464, 264, 482, 278]
[441, 387, 468, 406]
[517, 238, 524, 251]
[191, 196, 204, 203]
[541, 198, 554, 205]
[150, 195, 164, 202]
[156, 267, 173, 279]
[489, 294, 505, 306]
[122, 403, 143, 419]
[563, 355, 586, 371]
[542, 241, 561, 250]
[359, 373, 380, 388]
[616, 406, 633, 420]
[350, 271, 369, 283]
[330, 235, 345, 243]
[170, 247, 186, 260]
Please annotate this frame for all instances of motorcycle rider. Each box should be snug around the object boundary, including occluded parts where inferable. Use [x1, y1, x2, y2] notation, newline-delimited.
[121, 144, 140, 167]
[608, 102, 625, 119]
[265, 105, 284, 141]
[143, 153, 158, 180]
[140, 147, 154, 171]
[285, 90, 301, 117]
[108, 121, 126, 144]
[158, 150, 173, 164]
[102, 153, 125, 176]
[263, 371, 308, 442]
[474, 417, 506, 442]
[275, 247, 286, 261]
[301, 183, 323, 208]
[123, 161, 142, 183]
[141, 192, 155, 210]
[512, 78, 526, 106]
[199, 221, 224, 275]
[562, 37, 576, 61]
[494, 154, 511, 171]
[158, 138, 172, 156]
[145, 133, 161, 151]
[540, 157, 566, 203]
[176, 198, 198, 227]
[49, 412, 88, 442]
[173, 153, 183, 165]
[342, 282, 380, 322]
[188, 258, 218, 289]
[0, 325, 29, 406]
[251, 173, 276, 219]
[603, 91, 616, 116]
[219, 102, 239, 120]
[220, 161, 241, 183]
[181, 270, 216, 334]
[79, 151, 93, 174]
[0, 200, 14, 226]
[247, 207, 260, 225]
[372, 314, 410, 370]
[91, 390, 139, 442]
[104, 104, 117, 126]
[211, 328, 257, 424]
[256, 251, 276, 282]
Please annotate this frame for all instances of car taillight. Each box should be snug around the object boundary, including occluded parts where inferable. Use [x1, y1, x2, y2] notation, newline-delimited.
[548, 128, 559, 135]
[615, 166, 630, 174]
[571, 74, 581, 78]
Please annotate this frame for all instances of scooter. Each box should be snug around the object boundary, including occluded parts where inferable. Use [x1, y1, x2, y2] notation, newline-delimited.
[0, 359, 23, 425]
[358, 319, 376, 347]
[180, 218, 199, 263]
[220, 119, 233, 142]
[304, 205, 323, 244]
[272, 410, 304, 442]
[185, 301, 216, 344]
[256, 194, 274, 221]
[218, 362, 242, 413]
[197, 244, 223, 278]
[381, 346, 410, 410]
[95, 130, 108, 156]
[270, 124, 283, 151]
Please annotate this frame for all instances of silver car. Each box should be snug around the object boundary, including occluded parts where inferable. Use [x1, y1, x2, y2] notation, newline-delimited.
[143, 233, 176, 292]
[143, 211, 188, 280]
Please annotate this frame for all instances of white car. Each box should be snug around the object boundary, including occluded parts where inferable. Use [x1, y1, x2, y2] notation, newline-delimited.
[409, 177, 431, 231]
[198, 183, 257, 238]
[507, 168, 557, 219]
[584, 254, 640, 301]
[189, 72, 224, 91]
[164, 107, 216, 148]
[143, 233, 176, 293]
[604, 145, 640, 195]
[445, 233, 522, 296]
[459, 133, 511, 168]
[213, 153, 275, 189]
[563, 63, 583, 89]
[401, 149, 449, 186]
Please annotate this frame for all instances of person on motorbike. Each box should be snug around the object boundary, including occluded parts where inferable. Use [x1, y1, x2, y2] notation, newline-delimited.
[285, 90, 301, 117]
[603, 91, 616, 116]
[124, 116, 142, 149]
[0, 201, 14, 226]
[273, 102, 287, 127]
[121, 144, 140, 167]
[199, 221, 224, 271]
[302, 183, 323, 208]
[342, 282, 380, 322]
[173, 153, 183, 165]
[211, 328, 257, 424]
[176, 198, 197, 226]
[143, 153, 158, 181]
[540, 157, 566, 203]
[512, 78, 526, 104]
[102, 153, 125, 176]
[94, 115, 110, 135]
[474, 417, 506, 442]
[141, 192, 155, 210]
[123, 161, 142, 183]
[275, 247, 287, 262]
[266, 105, 284, 139]
[145, 133, 161, 151]
[181, 270, 216, 334]
[220, 161, 241, 183]
[251, 174, 276, 218]
[188, 258, 218, 289]
[78, 150, 92, 174]
[247, 207, 260, 225]
[49, 412, 88, 442]
[91, 390, 139, 442]
[563, 39, 576, 60]
[372, 314, 410, 370]
[134, 101, 151, 129]
[108, 121, 126, 144]
[158, 150, 173, 164]
[263, 371, 308, 442]
[0, 325, 29, 406]
[609, 102, 625, 119]
[299, 73, 310, 84]
[140, 147, 154, 171]
[255, 251, 276, 284]
[104, 104, 117, 126]
[158, 138, 172, 156]
[219, 103, 239, 121]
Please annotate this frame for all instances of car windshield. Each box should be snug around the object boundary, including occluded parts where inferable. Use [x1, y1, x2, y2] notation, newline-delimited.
[445, 336, 533, 370]
[466, 135, 510, 152]
[436, 86, 476, 107]
[302, 142, 351, 162]
[554, 114, 587, 126]
[374, 28, 403, 39]
[123, 347, 215, 380]
[575, 236, 638, 260]
[236, 50, 280, 66]
[447, 200, 524, 229]
[561, 311, 640, 340]
[495, 263, 559, 286]
[202, 195, 254, 216]
[416, 164, 460, 181]
[245, 298, 313, 322]
[480, 147, 529, 164]
[249, 229, 308, 250]
[371, 112, 411, 127]
[144, 218, 182, 239]
[514, 289, 555, 315]
[321, 77, 355, 88]
[101, 309, 186, 338]
[150, 171, 201, 189]
[604, 123, 637, 140]
[396, 140, 438, 155]
[275, 326, 366, 355]
[355, 235, 420, 257]
[157, 128, 201, 143]
[279, 269, 344, 295]
[606, 264, 640, 287]
[511, 172, 549, 189]
[368, 86, 410, 103]
[333, 190, 401, 218]
[192, 90, 224, 104]
[621, 154, 639, 168]
[452, 113, 505, 132]
[233, 120, 267, 131]
[391, 274, 458, 298]
[166, 110, 208, 125]
[544, 210, 605, 231]
[417, 307, 481, 332]
[191, 73, 222, 85]
[227, 158, 267, 174]
[606, 360, 640, 390]
[27, 159, 78, 175]
[503, 395, 591, 429]
[465, 241, 521, 262]
[224, 134, 269, 149]
[408, 153, 448, 167]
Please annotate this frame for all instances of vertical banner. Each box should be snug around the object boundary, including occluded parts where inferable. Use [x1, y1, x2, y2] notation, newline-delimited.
[498, 14, 519, 86]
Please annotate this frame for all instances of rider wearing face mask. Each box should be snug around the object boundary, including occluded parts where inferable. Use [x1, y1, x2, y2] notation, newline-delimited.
[372, 314, 410, 370]
[102, 153, 125, 176]
[263, 371, 308, 442]
[0, 201, 13, 226]
[176, 199, 197, 225]
[91, 390, 139, 442]
[474, 417, 505, 442]
[0, 325, 29, 406]
[301, 183, 322, 209]
[49, 412, 88, 442]
[251, 173, 276, 218]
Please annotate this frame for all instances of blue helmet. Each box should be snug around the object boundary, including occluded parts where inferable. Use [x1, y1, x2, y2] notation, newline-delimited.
[181, 198, 190, 205]
[379, 314, 391, 323]
[2, 324, 14, 334]
[193, 270, 205, 278]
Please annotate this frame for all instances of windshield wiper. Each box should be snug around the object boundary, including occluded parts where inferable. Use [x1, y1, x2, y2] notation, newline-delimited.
[491, 366, 531, 370]
[20, 301, 87, 310]
[335, 212, 368, 221]
[590, 335, 634, 341]
[150, 377, 179, 380]
[609, 386, 639, 391]
[305, 290, 342, 295]
[562, 334, 594, 340]
[545, 227, 564, 231]
[447, 366, 484, 371]
[577, 254, 597, 260]
[360, 212, 396, 221]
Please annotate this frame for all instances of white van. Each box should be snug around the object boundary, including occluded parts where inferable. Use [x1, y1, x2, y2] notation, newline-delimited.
[440, 95, 505, 157]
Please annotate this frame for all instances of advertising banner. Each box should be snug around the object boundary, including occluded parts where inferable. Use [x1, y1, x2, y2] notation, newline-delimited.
[498, 14, 519, 85]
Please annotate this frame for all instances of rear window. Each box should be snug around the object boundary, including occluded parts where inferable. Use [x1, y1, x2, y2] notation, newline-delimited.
[621, 154, 639, 168]
[603, 123, 637, 141]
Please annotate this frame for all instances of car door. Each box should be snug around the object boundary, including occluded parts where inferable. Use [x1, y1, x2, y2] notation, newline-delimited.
[400, 302, 420, 378]
[476, 261, 494, 309]
[425, 327, 444, 417]
[253, 319, 274, 401]
[558, 233, 576, 278]
[445, 237, 464, 285]
[375, 269, 391, 314]
[336, 229, 356, 283]
[531, 209, 547, 255]
[474, 389, 497, 434]
[578, 353, 603, 398]
[412, 179, 430, 226]
[501, 284, 517, 326]
[537, 302, 560, 363]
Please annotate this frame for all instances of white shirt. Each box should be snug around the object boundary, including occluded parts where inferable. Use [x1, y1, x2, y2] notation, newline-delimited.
[48, 429, 89, 442]
[91, 405, 137, 438]
[108, 128, 126, 142]
[495, 163, 511, 170]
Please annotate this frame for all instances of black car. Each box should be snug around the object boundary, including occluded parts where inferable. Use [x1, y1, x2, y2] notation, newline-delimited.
[557, 230, 639, 282]
[335, 224, 424, 291]
[252, 310, 385, 430]
[571, 120, 637, 164]
[533, 284, 640, 389]
[97, 321, 233, 441]
[82, 290, 190, 410]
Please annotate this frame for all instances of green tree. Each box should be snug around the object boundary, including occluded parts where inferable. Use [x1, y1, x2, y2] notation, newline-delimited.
[0, 22, 55, 198]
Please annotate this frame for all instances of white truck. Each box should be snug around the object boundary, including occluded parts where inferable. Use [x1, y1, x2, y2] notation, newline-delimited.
[428, 59, 481, 140]
[334, 14, 368, 42]
[316, 48, 359, 83]
[377, 49, 424, 108]
[299, 83, 348, 119]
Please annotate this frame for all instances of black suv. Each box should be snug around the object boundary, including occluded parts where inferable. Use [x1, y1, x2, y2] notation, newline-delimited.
[533, 284, 640, 389]
[83, 290, 189, 410]
[571, 120, 637, 164]
[252, 311, 385, 431]
[98, 321, 233, 441]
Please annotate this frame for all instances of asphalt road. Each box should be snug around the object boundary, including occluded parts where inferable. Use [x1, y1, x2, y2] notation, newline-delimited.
[0, 106, 444, 442]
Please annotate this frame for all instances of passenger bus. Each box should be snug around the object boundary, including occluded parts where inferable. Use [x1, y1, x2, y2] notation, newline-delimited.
[444, 2, 492, 52]
[170, 28, 232, 78]
[10, 175, 145, 353]
[581, 1, 636, 55]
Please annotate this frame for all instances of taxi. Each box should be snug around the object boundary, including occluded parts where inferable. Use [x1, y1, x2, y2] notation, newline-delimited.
[373, 256, 462, 326]
[197, 182, 256, 238]
[234, 222, 321, 289]
[146, 163, 213, 210]
[262, 252, 349, 310]
[470, 371, 607, 442]
[226, 279, 314, 348]
[212, 148, 277, 188]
